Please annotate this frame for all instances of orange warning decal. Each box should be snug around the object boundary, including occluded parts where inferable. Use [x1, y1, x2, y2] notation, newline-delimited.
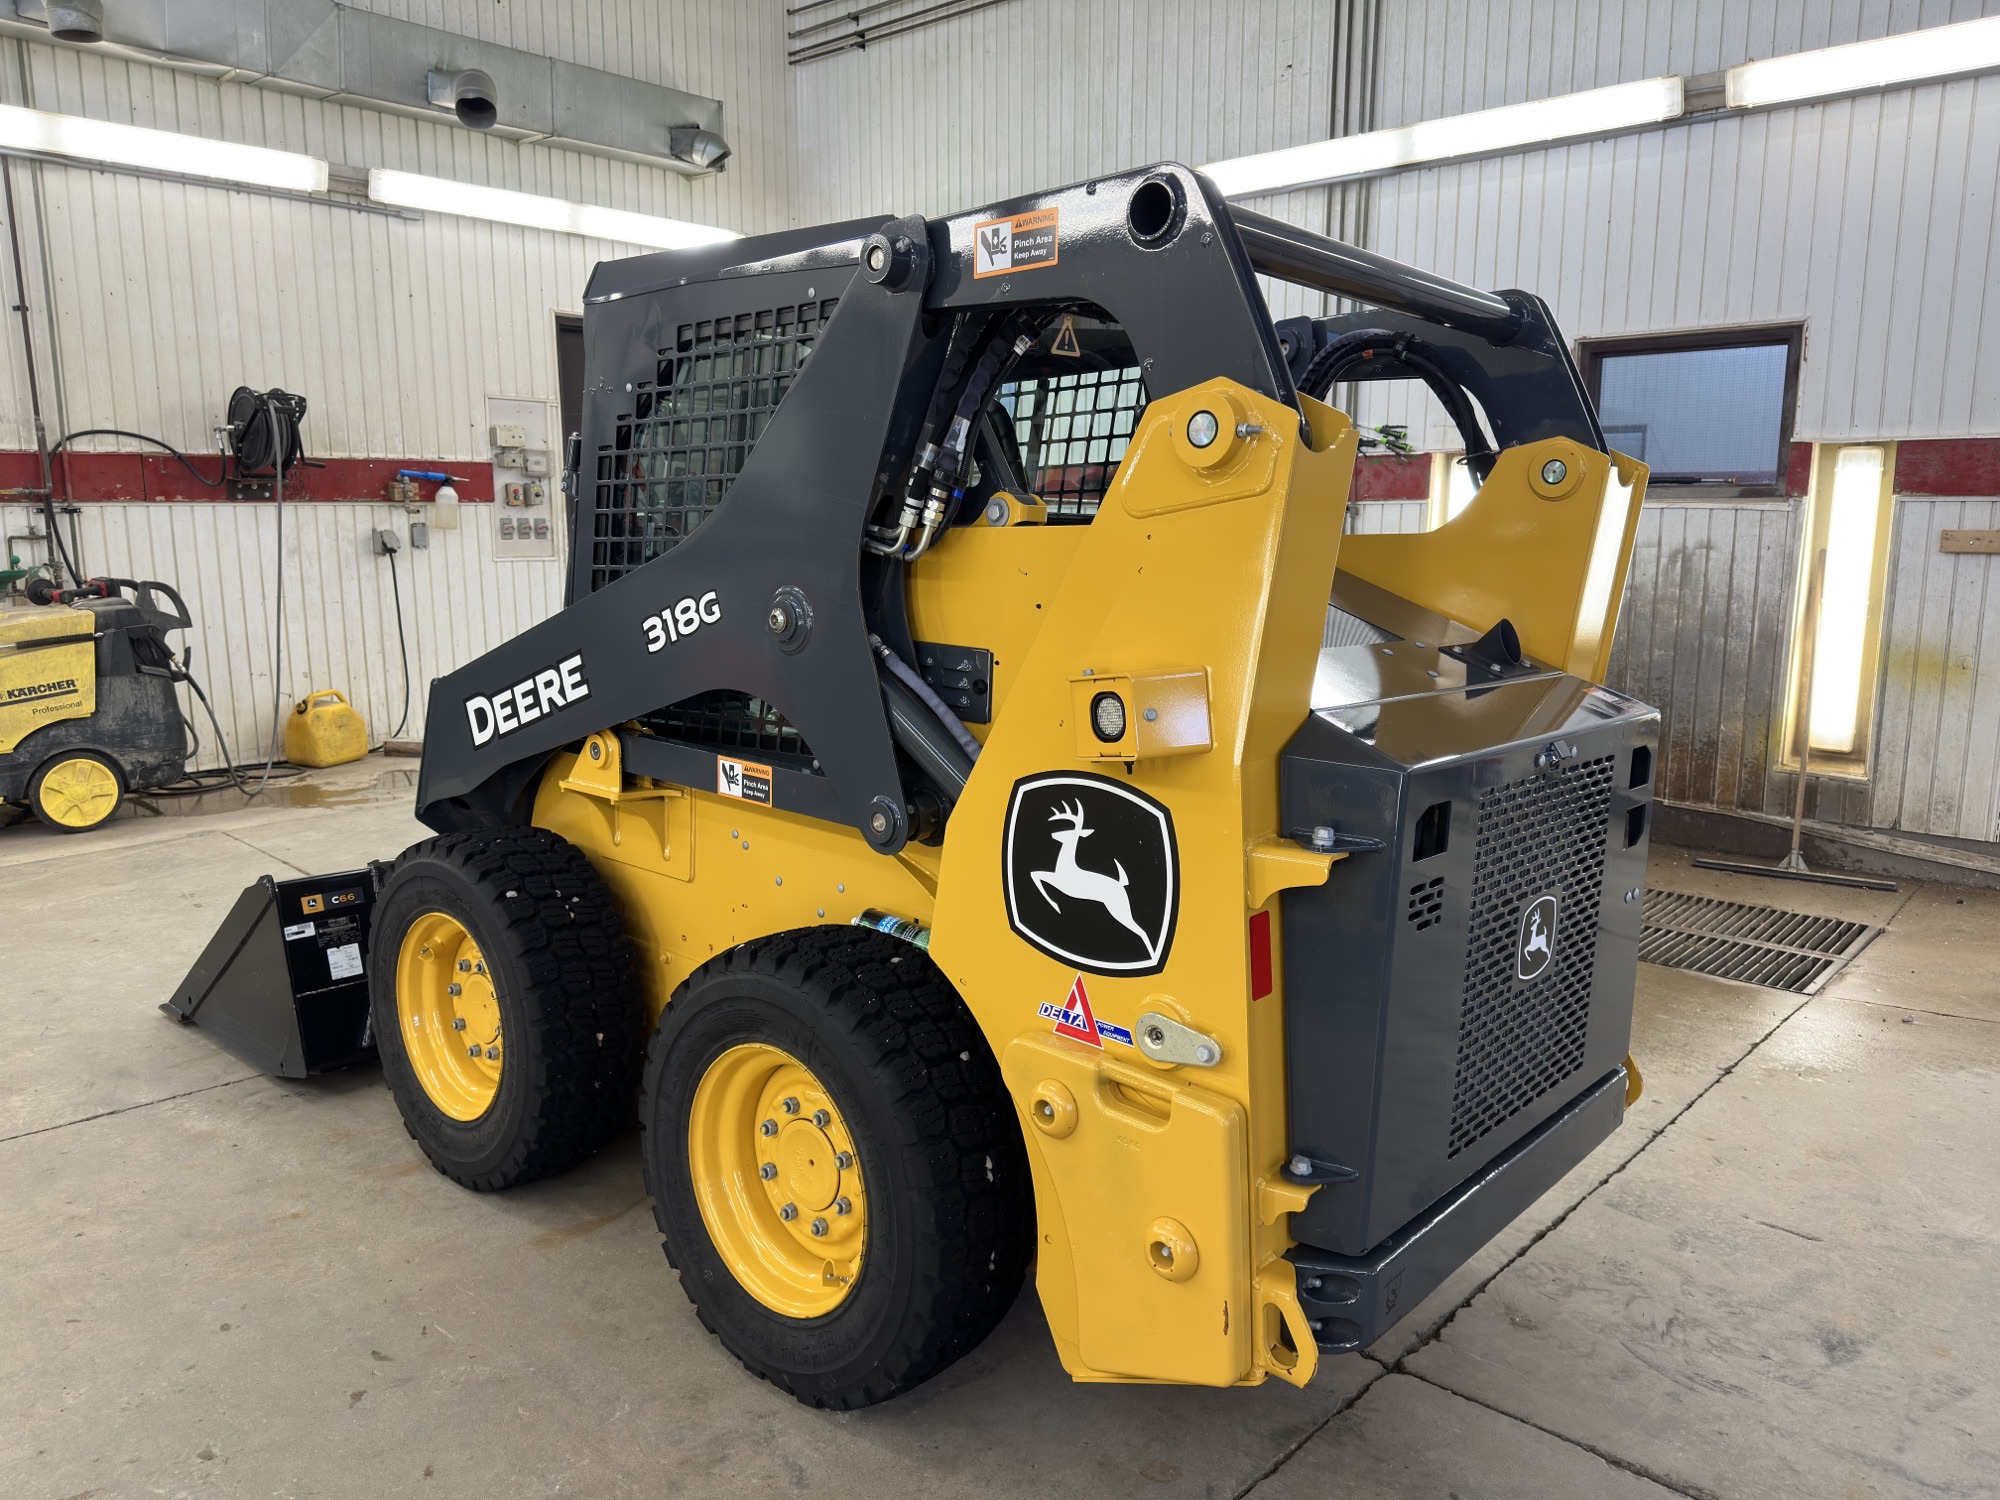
[973, 206, 1060, 279]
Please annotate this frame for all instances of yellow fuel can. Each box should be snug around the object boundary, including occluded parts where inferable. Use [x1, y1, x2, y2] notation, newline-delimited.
[284, 690, 369, 768]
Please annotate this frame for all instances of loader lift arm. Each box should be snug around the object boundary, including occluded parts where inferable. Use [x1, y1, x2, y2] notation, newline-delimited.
[414, 166, 1608, 853]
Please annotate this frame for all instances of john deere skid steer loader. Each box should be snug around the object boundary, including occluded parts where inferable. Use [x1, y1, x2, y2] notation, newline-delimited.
[361, 165, 1656, 1406]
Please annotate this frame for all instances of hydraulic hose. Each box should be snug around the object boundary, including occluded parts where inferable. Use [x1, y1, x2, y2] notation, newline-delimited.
[1301, 330, 1498, 481]
[869, 633, 981, 762]
[877, 665, 972, 801]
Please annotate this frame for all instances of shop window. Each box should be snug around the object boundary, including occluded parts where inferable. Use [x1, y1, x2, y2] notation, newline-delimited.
[1578, 326, 1802, 496]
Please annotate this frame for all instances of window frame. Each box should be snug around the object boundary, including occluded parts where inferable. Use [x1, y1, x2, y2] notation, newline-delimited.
[1575, 324, 1804, 499]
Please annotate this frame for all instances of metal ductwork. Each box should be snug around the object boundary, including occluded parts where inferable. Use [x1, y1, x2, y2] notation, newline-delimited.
[3, 1, 729, 174]
[428, 67, 498, 131]
[46, 1, 101, 42]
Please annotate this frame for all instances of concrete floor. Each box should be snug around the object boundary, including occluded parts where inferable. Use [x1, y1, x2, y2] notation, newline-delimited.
[2, 757, 1996, 1499]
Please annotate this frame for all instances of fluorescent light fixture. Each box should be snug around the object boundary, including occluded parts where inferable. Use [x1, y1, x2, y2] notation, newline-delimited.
[0, 102, 328, 193]
[367, 168, 738, 250]
[1203, 76, 1683, 198]
[1728, 15, 2000, 110]
[1807, 446, 1887, 754]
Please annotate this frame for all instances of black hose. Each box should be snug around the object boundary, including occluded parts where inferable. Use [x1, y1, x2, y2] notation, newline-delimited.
[943, 310, 1045, 481]
[1300, 330, 1498, 480]
[386, 544, 411, 739]
[146, 659, 307, 797]
[48, 427, 227, 488]
[251, 400, 289, 795]
[878, 666, 972, 800]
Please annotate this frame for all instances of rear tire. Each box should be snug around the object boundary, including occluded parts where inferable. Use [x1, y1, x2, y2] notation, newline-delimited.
[369, 827, 643, 1190]
[641, 927, 1031, 1408]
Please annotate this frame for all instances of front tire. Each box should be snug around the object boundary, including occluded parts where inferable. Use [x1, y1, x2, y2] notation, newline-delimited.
[641, 927, 1032, 1408]
[369, 828, 643, 1190]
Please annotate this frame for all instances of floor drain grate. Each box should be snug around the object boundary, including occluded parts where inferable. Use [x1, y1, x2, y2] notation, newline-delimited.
[1639, 890, 1882, 995]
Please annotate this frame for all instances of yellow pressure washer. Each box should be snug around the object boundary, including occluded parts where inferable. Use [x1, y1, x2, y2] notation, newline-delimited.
[1, 576, 191, 831]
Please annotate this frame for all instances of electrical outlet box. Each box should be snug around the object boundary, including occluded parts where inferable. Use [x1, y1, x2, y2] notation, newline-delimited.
[532, 517, 549, 539]
[410, 521, 430, 548]
[374, 528, 400, 555]
[488, 395, 556, 560]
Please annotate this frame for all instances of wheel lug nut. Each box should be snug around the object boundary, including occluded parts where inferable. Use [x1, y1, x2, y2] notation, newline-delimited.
[810, 1218, 828, 1237]
[779, 1203, 798, 1222]
[447, 983, 462, 996]
[452, 1017, 466, 1031]
[835, 1151, 853, 1170]
[485, 1046, 500, 1060]
[759, 1162, 777, 1180]
[457, 959, 471, 972]
[468, 1045, 482, 1058]
[781, 1097, 800, 1115]
[759, 1119, 778, 1137]
[833, 1197, 851, 1216]
[811, 1109, 830, 1127]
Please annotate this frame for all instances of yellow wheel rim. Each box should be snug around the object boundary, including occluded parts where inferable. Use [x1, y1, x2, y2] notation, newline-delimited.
[36, 755, 120, 828]
[687, 1043, 867, 1317]
[395, 912, 503, 1121]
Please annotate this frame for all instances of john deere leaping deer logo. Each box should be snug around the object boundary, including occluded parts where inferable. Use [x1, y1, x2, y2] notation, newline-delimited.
[1004, 773, 1177, 975]
[1032, 800, 1158, 959]
[1515, 893, 1560, 982]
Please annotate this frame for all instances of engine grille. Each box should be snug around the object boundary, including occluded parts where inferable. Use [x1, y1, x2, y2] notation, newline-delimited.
[1447, 754, 1615, 1157]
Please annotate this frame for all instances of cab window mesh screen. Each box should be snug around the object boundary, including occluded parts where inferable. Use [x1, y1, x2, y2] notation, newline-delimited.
[998, 364, 1146, 517]
[590, 298, 836, 591]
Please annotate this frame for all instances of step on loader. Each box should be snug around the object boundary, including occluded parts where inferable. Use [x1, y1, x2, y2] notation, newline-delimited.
[212, 164, 1661, 1407]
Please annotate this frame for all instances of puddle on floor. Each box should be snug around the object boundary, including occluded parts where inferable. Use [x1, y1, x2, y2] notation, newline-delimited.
[0, 768, 423, 831]
[114, 767, 421, 819]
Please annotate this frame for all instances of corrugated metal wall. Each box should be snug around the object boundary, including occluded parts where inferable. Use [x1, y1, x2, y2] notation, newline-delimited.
[1, 498, 562, 772]
[1356, 0, 2000, 446]
[1872, 497, 2000, 841]
[0, 2, 796, 460]
[0, 4, 793, 772]
[1606, 495, 2000, 845]
[6, 2, 1999, 847]
[1607, 501, 1801, 818]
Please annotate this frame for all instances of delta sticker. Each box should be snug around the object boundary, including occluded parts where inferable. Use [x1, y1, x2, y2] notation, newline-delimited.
[973, 206, 1059, 279]
[718, 756, 773, 805]
[1037, 974, 1134, 1048]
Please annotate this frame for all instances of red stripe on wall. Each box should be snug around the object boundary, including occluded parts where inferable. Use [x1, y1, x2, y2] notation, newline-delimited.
[1785, 442, 1813, 497]
[1894, 439, 2000, 496]
[8, 438, 1995, 506]
[1352, 453, 1429, 501]
[0, 451, 494, 503]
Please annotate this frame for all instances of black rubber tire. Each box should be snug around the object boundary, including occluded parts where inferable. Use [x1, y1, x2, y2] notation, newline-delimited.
[641, 926, 1032, 1409]
[27, 749, 124, 833]
[369, 827, 643, 1191]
